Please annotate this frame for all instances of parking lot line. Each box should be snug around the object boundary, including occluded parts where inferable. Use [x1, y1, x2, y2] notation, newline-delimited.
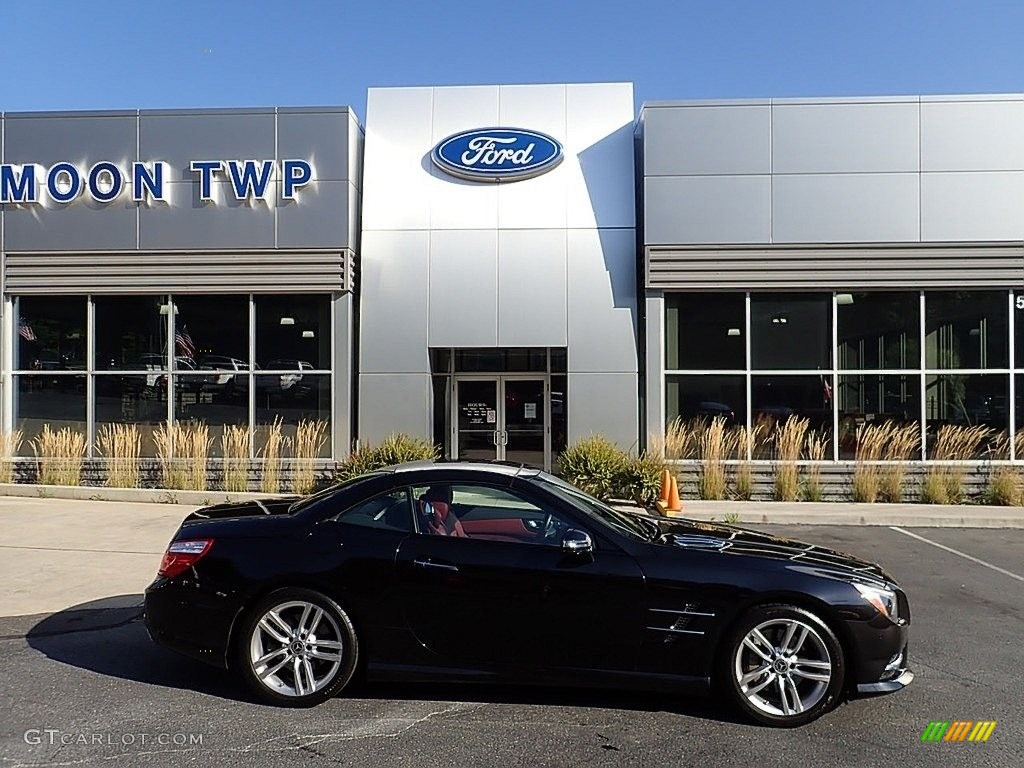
[889, 526, 1024, 583]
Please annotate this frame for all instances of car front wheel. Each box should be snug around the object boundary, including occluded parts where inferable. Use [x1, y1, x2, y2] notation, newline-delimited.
[722, 604, 845, 727]
[236, 588, 358, 707]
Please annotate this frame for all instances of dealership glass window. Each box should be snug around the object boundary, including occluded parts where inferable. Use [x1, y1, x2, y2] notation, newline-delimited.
[837, 292, 919, 370]
[665, 293, 745, 370]
[95, 375, 167, 456]
[255, 295, 331, 370]
[13, 375, 87, 444]
[751, 294, 831, 370]
[255, 374, 332, 458]
[1014, 299, 1024, 368]
[666, 375, 746, 426]
[837, 374, 922, 459]
[173, 295, 250, 370]
[925, 291, 1007, 369]
[95, 296, 169, 370]
[8, 293, 335, 459]
[925, 374, 1008, 456]
[174, 374, 249, 458]
[454, 348, 548, 373]
[751, 375, 834, 456]
[15, 297, 87, 371]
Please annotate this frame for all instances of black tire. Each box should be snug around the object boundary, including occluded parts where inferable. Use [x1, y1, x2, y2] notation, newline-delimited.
[234, 587, 359, 707]
[720, 603, 845, 727]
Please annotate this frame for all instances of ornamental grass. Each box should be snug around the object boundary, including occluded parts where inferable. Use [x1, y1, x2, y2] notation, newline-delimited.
[0, 429, 23, 484]
[293, 419, 329, 495]
[803, 430, 829, 502]
[31, 425, 86, 486]
[259, 417, 291, 494]
[96, 423, 141, 488]
[697, 417, 734, 500]
[732, 424, 762, 501]
[221, 424, 251, 493]
[922, 424, 992, 504]
[155, 422, 212, 491]
[773, 417, 809, 502]
[851, 423, 890, 503]
[878, 423, 921, 503]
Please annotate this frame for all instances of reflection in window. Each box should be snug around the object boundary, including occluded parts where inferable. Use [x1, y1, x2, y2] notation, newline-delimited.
[453, 348, 547, 372]
[925, 374, 1008, 435]
[95, 375, 167, 456]
[255, 374, 331, 458]
[255, 295, 330, 370]
[837, 374, 921, 459]
[15, 297, 86, 371]
[752, 375, 833, 435]
[174, 374, 248, 458]
[837, 292, 919, 370]
[925, 291, 1007, 369]
[14, 375, 87, 445]
[173, 295, 249, 370]
[751, 294, 831, 370]
[665, 293, 745, 370]
[95, 296, 168, 370]
[666, 375, 746, 426]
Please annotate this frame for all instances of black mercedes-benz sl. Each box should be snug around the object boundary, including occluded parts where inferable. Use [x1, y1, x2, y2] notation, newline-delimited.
[145, 462, 912, 727]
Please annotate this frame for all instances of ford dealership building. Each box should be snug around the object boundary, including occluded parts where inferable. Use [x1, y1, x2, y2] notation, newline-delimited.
[2, 85, 1023, 468]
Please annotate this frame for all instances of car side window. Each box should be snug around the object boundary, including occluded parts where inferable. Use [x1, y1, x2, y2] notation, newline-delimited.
[329, 490, 414, 532]
[410, 483, 574, 546]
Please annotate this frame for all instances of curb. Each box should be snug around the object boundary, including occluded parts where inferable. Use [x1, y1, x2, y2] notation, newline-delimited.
[0, 483, 291, 506]
[673, 511, 1024, 528]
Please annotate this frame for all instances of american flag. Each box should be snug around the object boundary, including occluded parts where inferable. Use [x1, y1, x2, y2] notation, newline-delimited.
[175, 325, 196, 358]
[19, 321, 36, 342]
[822, 375, 833, 403]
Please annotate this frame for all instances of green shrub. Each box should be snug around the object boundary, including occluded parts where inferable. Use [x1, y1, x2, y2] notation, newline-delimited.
[336, 433, 439, 482]
[558, 435, 625, 501]
[617, 451, 664, 506]
[560, 435, 663, 505]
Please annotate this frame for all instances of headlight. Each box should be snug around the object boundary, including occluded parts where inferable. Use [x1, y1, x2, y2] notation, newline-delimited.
[854, 583, 899, 623]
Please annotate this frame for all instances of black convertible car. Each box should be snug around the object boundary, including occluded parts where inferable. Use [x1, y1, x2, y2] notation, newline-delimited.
[145, 462, 912, 727]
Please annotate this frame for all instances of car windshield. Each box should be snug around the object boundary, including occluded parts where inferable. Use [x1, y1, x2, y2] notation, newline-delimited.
[532, 473, 658, 541]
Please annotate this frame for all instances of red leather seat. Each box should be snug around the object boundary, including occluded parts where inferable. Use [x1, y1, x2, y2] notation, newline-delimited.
[421, 500, 467, 537]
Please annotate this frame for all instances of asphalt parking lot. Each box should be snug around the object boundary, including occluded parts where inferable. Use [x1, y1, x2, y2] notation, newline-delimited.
[0, 524, 1020, 768]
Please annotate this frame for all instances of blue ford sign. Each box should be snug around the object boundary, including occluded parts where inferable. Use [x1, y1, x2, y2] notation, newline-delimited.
[431, 128, 563, 182]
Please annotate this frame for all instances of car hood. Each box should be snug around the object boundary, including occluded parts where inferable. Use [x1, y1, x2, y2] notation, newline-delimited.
[183, 497, 302, 523]
[650, 516, 895, 586]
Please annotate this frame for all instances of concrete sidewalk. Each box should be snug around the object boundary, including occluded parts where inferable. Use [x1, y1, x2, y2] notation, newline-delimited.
[0, 497, 196, 618]
[677, 500, 1024, 528]
[2, 495, 1022, 618]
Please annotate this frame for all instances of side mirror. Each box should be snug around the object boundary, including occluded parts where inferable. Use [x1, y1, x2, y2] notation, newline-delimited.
[562, 529, 593, 556]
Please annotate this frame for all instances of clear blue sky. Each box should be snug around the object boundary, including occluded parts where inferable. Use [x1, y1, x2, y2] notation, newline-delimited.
[2, 0, 1022, 116]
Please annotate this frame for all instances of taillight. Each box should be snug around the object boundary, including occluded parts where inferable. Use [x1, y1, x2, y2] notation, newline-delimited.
[158, 539, 214, 578]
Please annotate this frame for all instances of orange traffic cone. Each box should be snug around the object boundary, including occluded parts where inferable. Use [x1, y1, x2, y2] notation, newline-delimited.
[656, 468, 672, 512]
[666, 475, 683, 515]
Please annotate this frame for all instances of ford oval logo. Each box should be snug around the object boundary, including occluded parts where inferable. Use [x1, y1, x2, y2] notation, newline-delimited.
[431, 128, 563, 182]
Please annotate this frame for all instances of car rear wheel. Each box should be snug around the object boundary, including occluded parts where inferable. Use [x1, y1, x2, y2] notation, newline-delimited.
[236, 588, 358, 707]
[722, 604, 845, 727]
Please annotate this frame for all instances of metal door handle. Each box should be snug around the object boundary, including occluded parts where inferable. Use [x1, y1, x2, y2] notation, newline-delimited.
[412, 559, 460, 573]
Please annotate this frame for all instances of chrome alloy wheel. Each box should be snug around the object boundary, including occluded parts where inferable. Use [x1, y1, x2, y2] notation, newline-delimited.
[249, 600, 344, 697]
[733, 618, 833, 717]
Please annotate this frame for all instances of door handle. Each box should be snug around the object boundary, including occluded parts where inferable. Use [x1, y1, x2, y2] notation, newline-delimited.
[412, 559, 460, 573]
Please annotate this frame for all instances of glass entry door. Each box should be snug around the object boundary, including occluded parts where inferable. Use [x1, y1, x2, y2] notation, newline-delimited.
[502, 379, 545, 467]
[454, 377, 548, 468]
